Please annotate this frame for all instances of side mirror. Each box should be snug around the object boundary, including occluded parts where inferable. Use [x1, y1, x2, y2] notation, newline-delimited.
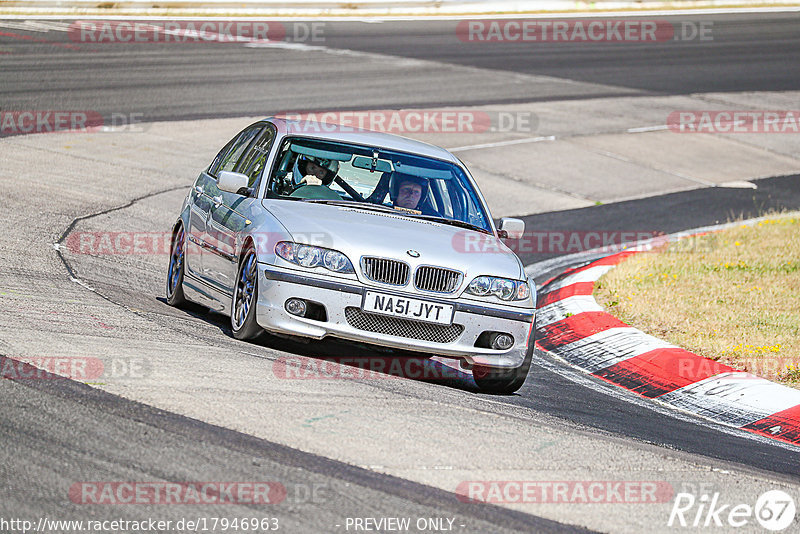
[218, 171, 250, 195]
[498, 218, 525, 239]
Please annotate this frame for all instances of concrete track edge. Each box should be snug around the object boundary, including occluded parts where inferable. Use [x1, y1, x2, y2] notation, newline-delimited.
[527, 214, 800, 447]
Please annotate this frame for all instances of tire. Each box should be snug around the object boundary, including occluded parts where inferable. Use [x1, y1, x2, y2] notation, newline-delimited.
[231, 245, 263, 341]
[472, 333, 535, 395]
[166, 224, 187, 307]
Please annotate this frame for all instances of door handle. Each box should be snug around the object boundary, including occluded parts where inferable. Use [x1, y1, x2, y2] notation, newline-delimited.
[194, 185, 203, 195]
[212, 195, 223, 208]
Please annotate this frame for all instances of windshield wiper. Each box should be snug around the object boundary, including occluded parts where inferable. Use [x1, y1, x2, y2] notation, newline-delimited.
[299, 199, 360, 205]
[411, 215, 492, 234]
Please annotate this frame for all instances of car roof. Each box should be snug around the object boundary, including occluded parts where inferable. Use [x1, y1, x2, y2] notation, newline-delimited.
[266, 117, 460, 164]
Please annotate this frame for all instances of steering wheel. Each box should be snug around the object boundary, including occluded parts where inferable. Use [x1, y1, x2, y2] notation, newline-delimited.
[289, 185, 341, 200]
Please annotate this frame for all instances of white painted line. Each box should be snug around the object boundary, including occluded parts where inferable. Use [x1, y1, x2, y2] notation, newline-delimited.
[535, 295, 604, 328]
[70, 276, 96, 292]
[535, 348, 800, 452]
[586, 145, 719, 188]
[658, 372, 800, 427]
[541, 264, 613, 293]
[0, 20, 72, 32]
[529, 213, 800, 446]
[719, 180, 757, 189]
[447, 135, 555, 153]
[4, 8, 800, 21]
[626, 125, 669, 133]
[549, 327, 676, 373]
[244, 40, 325, 50]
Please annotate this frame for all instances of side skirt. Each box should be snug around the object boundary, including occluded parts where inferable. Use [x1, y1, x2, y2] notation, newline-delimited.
[183, 272, 233, 314]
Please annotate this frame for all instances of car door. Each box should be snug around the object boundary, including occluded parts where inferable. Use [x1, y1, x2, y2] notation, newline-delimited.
[186, 174, 218, 281]
[190, 123, 263, 292]
[203, 123, 273, 295]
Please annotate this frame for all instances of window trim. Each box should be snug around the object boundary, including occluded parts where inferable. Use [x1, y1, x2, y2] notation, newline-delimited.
[262, 135, 493, 232]
[207, 123, 265, 179]
[235, 123, 277, 194]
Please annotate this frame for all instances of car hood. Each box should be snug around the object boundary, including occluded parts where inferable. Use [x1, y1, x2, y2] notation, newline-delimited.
[263, 200, 524, 281]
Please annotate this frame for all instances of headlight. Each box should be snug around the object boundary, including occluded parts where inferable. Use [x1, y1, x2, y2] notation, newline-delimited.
[490, 278, 515, 300]
[467, 276, 492, 296]
[323, 249, 350, 272]
[296, 245, 322, 268]
[275, 242, 354, 273]
[466, 276, 530, 301]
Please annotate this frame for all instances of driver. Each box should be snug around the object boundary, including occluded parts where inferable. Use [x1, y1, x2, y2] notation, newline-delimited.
[367, 171, 433, 213]
[293, 155, 339, 187]
[391, 174, 427, 210]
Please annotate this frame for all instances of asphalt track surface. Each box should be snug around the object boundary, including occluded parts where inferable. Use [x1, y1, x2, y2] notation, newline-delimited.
[0, 13, 798, 121]
[2, 11, 800, 533]
[520, 174, 800, 268]
[1, 366, 574, 533]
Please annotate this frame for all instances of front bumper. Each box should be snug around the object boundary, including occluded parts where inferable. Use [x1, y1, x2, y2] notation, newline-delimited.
[255, 264, 535, 369]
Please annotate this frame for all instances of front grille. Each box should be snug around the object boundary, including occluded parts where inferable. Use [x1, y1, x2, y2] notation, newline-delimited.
[345, 307, 464, 344]
[361, 257, 410, 286]
[414, 266, 462, 293]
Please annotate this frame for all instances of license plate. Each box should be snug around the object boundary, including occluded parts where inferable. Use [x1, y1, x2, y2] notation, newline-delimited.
[362, 291, 454, 325]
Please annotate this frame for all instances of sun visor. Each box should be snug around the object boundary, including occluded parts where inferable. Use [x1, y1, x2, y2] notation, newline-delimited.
[290, 143, 351, 162]
[393, 161, 452, 180]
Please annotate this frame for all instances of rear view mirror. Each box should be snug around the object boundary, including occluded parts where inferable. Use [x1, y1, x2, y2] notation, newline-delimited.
[352, 155, 393, 173]
[498, 218, 525, 239]
[218, 171, 250, 194]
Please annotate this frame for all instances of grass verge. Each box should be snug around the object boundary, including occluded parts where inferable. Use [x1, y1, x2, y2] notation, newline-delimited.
[594, 213, 800, 388]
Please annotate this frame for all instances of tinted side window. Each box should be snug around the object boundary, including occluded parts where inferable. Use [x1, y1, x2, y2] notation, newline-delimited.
[237, 126, 276, 187]
[208, 124, 263, 177]
[208, 137, 237, 177]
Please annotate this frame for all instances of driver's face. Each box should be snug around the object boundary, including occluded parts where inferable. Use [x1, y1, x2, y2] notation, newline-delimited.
[396, 181, 423, 209]
[305, 160, 328, 180]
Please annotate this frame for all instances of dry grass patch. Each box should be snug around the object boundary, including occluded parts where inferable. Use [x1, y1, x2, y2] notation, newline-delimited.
[594, 214, 800, 388]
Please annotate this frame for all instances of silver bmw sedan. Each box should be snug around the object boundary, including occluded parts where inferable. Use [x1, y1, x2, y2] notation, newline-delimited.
[166, 118, 536, 393]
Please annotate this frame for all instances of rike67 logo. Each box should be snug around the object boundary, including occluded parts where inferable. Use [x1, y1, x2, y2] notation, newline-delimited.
[668, 489, 796, 531]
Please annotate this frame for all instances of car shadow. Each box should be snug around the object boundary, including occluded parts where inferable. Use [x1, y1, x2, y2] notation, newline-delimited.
[155, 296, 482, 393]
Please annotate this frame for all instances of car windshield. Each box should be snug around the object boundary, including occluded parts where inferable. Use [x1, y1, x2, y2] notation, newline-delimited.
[266, 137, 492, 233]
